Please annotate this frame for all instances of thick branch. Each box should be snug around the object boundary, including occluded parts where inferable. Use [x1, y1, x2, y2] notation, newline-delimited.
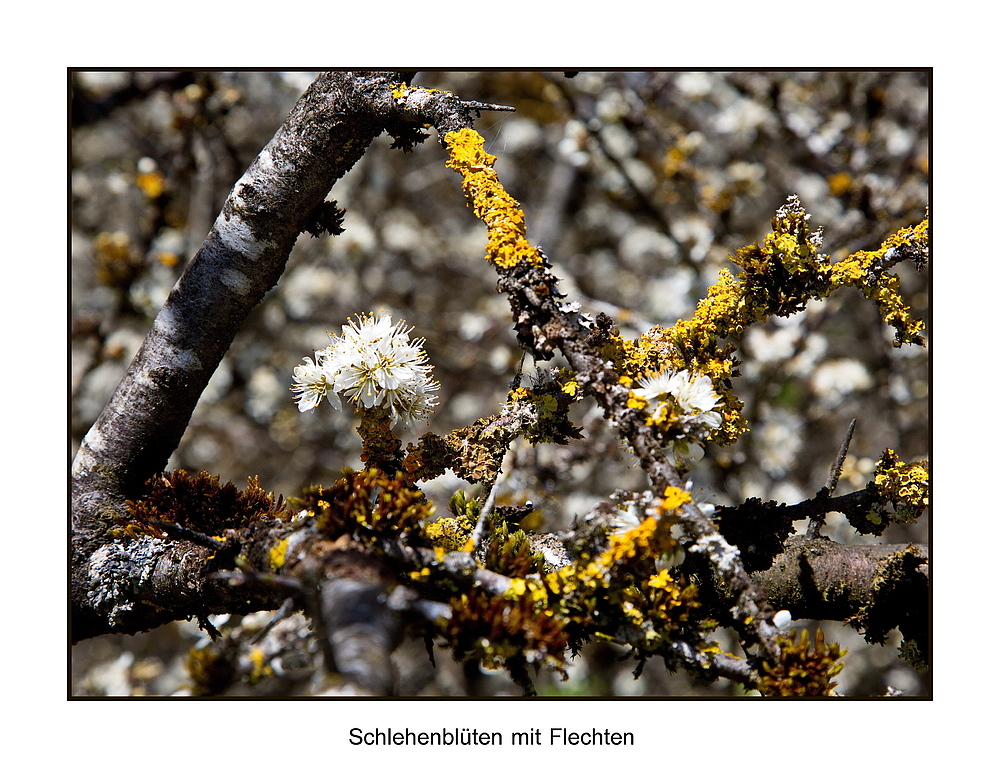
[751, 535, 928, 665]
[72, 527, 287, 642]
[71, 71, 409, 530]
[751, 536, 927, 619]
[71, 71, 422, 644]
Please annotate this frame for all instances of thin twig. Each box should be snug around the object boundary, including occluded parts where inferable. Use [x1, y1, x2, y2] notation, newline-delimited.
[469, 475, 502, 553]
[249, 596, 297, 645]
[826, 418, 857, 492]
[460, 99, 517, 115]
[807, 418, 857, 538]
[144, 520, 231, 551]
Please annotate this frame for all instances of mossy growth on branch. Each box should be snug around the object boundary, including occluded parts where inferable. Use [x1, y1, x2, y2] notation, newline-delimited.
[752, 628, 846, 697]
[422, 490, 544, 577]
[849, 544, 929, 672]
[119, 471, 289, 539]
[441, 586, 572, 678]
[290, 468, 435, 549]
[497, 488, 715, 661]
[416, 487, 719, 681]
[506, 369, 584, 445]
[482, 521, 545, 578]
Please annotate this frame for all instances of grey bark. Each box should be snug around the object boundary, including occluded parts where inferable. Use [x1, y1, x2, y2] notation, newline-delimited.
[72, 71, 409, 530]
[71, 71, 412, 642]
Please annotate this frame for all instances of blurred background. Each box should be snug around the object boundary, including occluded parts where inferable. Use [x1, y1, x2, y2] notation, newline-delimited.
[70, 70, 928, 696]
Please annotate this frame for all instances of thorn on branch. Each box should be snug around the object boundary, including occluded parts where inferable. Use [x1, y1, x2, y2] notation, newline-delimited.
[827, 418, 857, 493]
[458, 98, 517, 117]
[145, 520, 232, 551]
[808, 419, 857, 538]
[469, 477, 502, 553]
[144, 519, 244, 573]
[248, 596, 297, 645]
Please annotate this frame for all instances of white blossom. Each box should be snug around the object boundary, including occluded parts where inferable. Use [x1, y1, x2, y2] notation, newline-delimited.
[671, 373, 722, 422]
[633, 368, 722, 432]
[292, 313, 439, 427]
[290, 355, 337, 413]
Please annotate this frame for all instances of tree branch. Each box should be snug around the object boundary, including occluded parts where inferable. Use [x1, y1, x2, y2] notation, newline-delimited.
[71, 73, 927, 695]
[71, 71, 418, 641]
[71, 71, 411, 530]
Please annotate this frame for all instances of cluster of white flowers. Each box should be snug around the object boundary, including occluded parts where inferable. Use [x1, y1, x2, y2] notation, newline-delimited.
[632, 368, 722, 460]
[291, 313, 439, 428]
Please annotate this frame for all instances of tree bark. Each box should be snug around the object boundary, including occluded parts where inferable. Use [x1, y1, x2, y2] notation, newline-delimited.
[71, 71, 413, 641]
[71, 71, 410, 530]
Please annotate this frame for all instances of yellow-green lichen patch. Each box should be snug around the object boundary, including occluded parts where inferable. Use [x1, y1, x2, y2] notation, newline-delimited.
[829, 218, 928, 346]
[443, 128, 543, 269]
[423, 515, 475, 551]
[268, 536, 290, 571]
[754, 628, 846, 697]
[872, 448, 929, 523]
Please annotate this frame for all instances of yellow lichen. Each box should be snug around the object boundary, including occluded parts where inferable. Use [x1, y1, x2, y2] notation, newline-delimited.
[599, 205, 925, 444]
[268, 536, 290, 571]
[829, 218, 928, 346]
[660, 486, 692, 511]
[626, 392, 648, 410]
[561, 379, 581, 397]
[443, 128, 543, 269]
[872, 449, 929, 523]
[424, 515, 476, 551]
